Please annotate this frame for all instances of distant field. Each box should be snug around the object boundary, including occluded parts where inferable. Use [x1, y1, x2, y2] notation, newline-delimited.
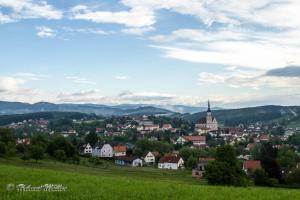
[1, 159, 300, 200]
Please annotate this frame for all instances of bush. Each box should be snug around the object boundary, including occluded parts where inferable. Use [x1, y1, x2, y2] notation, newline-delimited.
[54, 150, 67, 162]
[286, 169, 300, 185]
[0, 142, 6, 156]
[71, 155, 81, 165]
[88, 157, 103, 165]
[16, 144, 26, 154]
[253, 168, 269, 186]
[29, 145, 44, 163]
[186, 156, 198, 169]
[205, 161, 248, 186]
[204, 145, 248, 186]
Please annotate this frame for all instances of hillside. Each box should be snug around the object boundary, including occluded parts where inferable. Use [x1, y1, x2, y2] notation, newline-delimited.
[0, 160, 299, 200]
[0, 112, 90, 126]
[184, 105, 300, 126]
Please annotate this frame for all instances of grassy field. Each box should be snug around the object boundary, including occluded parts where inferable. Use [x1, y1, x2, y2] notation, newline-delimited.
[1, 159, 300, 200]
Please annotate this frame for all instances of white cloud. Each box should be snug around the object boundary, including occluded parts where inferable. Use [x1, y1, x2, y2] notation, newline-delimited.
[70, 4, 155, 28]
[0, 0, 62, 23]
[150, 25, 300, 69]
[62, 27, 110, 35]
[13, 73, 48, 81]
[114, 75, 130, 80]
[198, 69, 300, 90]
[36, 26, 56, 38]
[65, 76, 96, 85]
[122, 26, 154, 35]
[0, 76, 25, 91]
[0, 12, 14, 24]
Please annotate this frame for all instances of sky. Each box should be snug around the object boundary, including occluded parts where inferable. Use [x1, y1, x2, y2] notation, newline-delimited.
[0, 0, 300, 108]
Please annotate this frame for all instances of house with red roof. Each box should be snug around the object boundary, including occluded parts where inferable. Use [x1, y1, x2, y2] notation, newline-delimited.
[162, 124, 172, 131]
[258, 134, 270, 142]
[158, 155, 184, 170]
[243, 160, 262, 175]
[177, 135, 206, 146]
[113, 145, 127, 157]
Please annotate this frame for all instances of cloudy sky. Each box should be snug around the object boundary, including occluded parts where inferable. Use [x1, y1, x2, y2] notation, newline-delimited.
[1, 0, 300, 107]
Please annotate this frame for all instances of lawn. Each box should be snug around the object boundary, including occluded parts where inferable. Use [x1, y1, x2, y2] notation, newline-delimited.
[0, 159, 300, 200]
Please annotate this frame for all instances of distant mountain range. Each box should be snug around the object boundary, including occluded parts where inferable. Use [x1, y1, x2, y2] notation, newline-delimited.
[0, 101, 299, 127]
[0, 101, 176, 116]
[0, 101, 220, 116]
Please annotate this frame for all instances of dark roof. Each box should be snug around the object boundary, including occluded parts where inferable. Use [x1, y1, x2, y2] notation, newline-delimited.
[197, 117, 206, 124]
[159, 156, 181, 163]
[207, 100, 211, 112]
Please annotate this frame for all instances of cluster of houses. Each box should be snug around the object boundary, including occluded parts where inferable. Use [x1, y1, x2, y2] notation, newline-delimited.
[81, 143, 185, 170]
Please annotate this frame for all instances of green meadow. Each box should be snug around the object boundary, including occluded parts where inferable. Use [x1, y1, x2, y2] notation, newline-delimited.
[0, 159, 299, 200]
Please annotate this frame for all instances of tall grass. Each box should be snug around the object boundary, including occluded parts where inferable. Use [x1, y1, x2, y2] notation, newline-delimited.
[0, 163, 299, 200]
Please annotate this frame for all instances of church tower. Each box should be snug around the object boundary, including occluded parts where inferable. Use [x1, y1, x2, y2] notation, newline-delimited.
[206, 100, 213, 127]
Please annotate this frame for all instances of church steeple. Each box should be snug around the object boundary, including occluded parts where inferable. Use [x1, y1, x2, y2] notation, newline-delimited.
[207, 100, 211, 113]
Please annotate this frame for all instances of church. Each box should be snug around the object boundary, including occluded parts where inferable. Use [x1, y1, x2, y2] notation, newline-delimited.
[195, 100, 218, 133]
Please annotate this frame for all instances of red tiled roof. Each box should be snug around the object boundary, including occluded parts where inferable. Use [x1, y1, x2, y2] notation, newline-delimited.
[243, 160, 261, 170]
[159, 156, 182, 163]
[162, 124, 172, 128]
[113, 145, 127, 152]
[259, 134, 270, 141]
[183, 135, 206, 142]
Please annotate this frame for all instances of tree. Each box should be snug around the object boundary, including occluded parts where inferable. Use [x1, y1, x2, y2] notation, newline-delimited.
[29, 145, 44, 163]
[186, 156, 198, 169]
[271, 126, 285, 136]
[205, 161, 248, 186]
[286, 169, 300, 184]
[216, 145, 237, 166]
[0, 142, 6, 156]
[0, 128, 14, 144]
[288, 134, 300, 147]
[16, 144, 26, 154]
[47, 135, 76, 157]
[258, 143, 282, 182]
[253, 168, 269, 186]
[54, 150, 67, 162]
[85, 132, 98, 146]
[204, 145, 248, 186]
[278, 146, 298, 168]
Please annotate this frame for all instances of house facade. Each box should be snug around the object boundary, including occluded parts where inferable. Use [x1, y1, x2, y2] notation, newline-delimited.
[158, 155, 184, 170]
[113, 145, 127, 157]
[115, 156, 143, 167]
[100, 144, 113, 158]
[177, 135, 206, 146]
[84, 143, 92, 154]
[144, 152, 158, 164]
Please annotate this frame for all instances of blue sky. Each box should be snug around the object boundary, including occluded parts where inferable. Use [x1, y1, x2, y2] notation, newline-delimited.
[0, 0, 300, 107]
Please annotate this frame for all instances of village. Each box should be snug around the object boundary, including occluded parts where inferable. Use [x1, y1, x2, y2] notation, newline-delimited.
[6, 101, 300, 182]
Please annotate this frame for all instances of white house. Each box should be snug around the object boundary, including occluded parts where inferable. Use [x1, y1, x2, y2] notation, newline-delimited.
[158, 155, 184, 170]
[100, 144, 113, 158]
[115, 156, 143, 167]
[84, 143, 92, 154]
[144, 152, 158, 164]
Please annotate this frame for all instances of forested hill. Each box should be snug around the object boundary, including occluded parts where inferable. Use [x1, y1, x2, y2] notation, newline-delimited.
[183, 105, 300, 126]
[0, 112, 90, 126]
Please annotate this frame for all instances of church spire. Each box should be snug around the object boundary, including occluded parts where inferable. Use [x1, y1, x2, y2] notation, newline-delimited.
[207, 99, 211, 112]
